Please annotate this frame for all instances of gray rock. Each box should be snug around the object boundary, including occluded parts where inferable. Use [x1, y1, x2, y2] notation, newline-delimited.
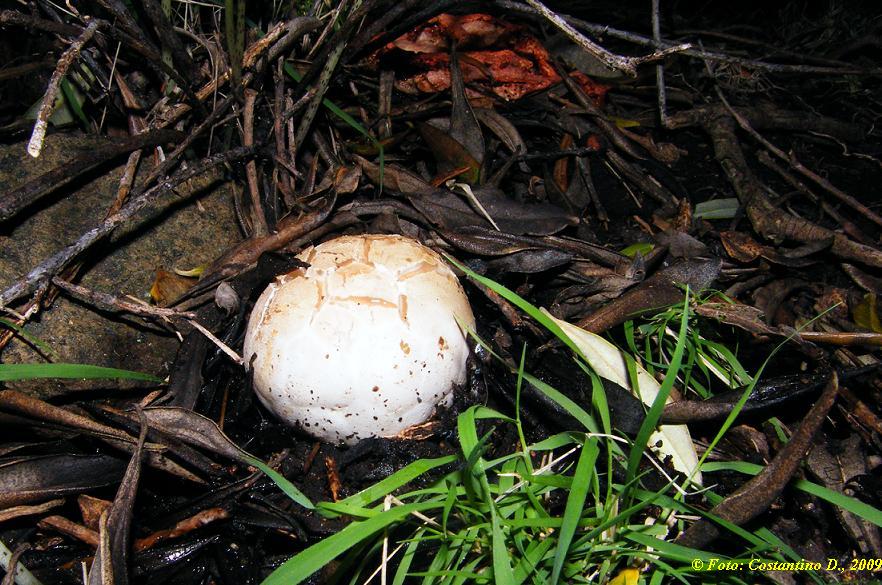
[0, 133, 239, 396]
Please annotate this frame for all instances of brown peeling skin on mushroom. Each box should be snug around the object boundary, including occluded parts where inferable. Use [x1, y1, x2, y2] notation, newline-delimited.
[283, 267, 307, 279]
[398, 261, 438, 280]
[336, 261, 376, 278]
[362, 237, 373, 264]
[333, 295, 398, 308]
[314, 279, 326, 310]
[398, 294, 409, 322]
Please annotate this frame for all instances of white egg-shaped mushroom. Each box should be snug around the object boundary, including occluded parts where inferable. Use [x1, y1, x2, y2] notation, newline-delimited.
[243, 234, 475, 445]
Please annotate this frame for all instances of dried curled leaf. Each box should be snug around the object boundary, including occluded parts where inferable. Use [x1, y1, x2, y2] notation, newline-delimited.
[542, 310, 702, 485]
[369, 13, 561, 102]
[854, 293, 882, 333]
[150, 269, 196, 307]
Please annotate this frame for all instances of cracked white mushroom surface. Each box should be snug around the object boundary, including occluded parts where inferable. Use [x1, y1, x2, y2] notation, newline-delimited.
[243, 234, 475, 445]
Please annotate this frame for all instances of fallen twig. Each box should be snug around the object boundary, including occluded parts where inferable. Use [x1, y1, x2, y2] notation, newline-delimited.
[139, 0, 199, 82]
[521, 0, 690, 77]
[675, 373, 839, 548]
[576, 258, 721, 333]
[243, 89, 268, 236]
[133, 508, 229, 552]
[186, 319, 243, 366]
[155, 17, 321, 130]
[495, 1, 881, 77]
[695, 108, 882, 267]
[0, 541, 36, 585]
[716, 89, 882, 229]
[798, 331, 882, 347]
[27, 19, 100, 158]
[51, 278, 196, 322]
[651, 0, 670, 128]
[0, 500, 64, 524]
[757, 151, 874, 246]
[38, 516, 99, 548]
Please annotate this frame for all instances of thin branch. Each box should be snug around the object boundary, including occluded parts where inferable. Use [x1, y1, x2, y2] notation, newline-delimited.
[154, 17, 321, 130]
[495, 1, 880, 76]
[522, 0, 639, 77]
[28, 19, 100, 158]
[716, 88, 882, 230]
[651, 0, 670, 128]
[675, 374, 840, 548]
[187, 319, 243, 365]
[293, 34, 347, 152]
[242, 89, 268, 236]
[51, 278, 196, 322]
[2, 129, 181, 222]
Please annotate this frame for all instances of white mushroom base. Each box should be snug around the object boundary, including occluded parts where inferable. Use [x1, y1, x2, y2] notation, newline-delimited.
[243, 235, 475, 445]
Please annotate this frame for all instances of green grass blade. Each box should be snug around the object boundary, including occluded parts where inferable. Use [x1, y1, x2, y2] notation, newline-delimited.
[550, 436, 599, 583]
[625, 291, 690, 489]
[0, 363, 161, 382]
[322, 455, 457, 514]
[623, 531, 714, 563]
[262, 501, 440, 585]
[520, 372, 599, 433]
[442, 479, 457, 534]
[242, 455, 314, 510]
[0, 318, 57, 359]
[513, 538, 554, 584]
[59, 78, 89, 128]
[490, 500, 516, 584]
[694, 197, 740, 219]
[458, 405, 482, 460]
[461, 323, 599, 433]
[752, 528, 825, 585]
[447, 258, 585, 359]
[392, 528, 425, 585]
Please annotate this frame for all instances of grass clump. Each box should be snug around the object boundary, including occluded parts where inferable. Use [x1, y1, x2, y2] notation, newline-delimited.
[257, 273, 880, 584]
